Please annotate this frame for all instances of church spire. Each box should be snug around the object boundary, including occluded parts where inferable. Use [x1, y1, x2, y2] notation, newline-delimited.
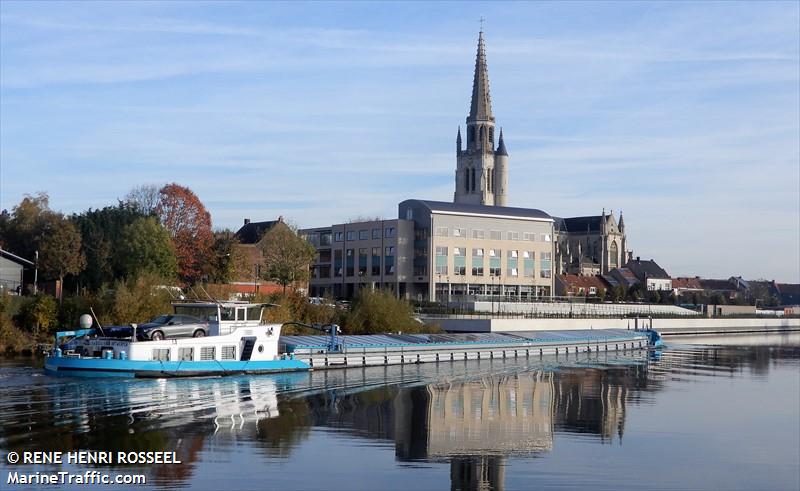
[496, 128, 507, 155]
[456, 126, 462, 152]
[468, 30, 493, 123]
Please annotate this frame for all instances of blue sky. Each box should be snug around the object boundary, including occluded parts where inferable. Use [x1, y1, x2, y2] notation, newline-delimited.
[1, 1, 798, 281]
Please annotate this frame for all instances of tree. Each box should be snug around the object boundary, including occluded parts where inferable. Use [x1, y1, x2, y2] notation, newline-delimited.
[345, 288, 433, 334]
[259, 222, 316, 294]
[208, 230, 243, 284]
[116, 217, 177, 280]
[72, 202, 147, 290]
[124, 184, 161, 216]
[155, 183, 213, 284]
[3, 192, 50, 260]
[39, 215, 86, 300]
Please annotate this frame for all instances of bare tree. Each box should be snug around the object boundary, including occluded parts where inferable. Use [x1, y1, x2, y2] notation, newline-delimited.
[124, 184, 161, 215]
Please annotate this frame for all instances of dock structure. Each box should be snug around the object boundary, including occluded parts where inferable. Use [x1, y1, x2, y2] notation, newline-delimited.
[280, 329, 650, 369]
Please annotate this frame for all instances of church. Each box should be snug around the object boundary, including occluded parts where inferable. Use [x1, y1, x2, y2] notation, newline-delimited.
[300, 30, 632, 300]
[450, 30, 631, 276]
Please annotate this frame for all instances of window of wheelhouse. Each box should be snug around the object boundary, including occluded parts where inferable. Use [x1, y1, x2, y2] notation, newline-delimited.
[221, 308, 234, 321]
[236, 308, 246, 321]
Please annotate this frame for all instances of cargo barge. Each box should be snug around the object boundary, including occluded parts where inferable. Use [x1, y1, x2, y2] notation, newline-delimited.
[45, 301, 660, 378]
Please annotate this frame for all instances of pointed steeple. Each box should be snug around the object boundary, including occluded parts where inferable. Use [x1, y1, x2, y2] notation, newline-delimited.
[496, 128, 508, 155]
[618, 211, 625, 233]
[468, 31, 494, 123]
[456, 126, 462, 152]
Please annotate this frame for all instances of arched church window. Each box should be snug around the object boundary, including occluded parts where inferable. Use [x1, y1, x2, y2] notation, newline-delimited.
[471, 168, 476, 192]
[610, 242, 619, 268]
[489, 128, 494, 145]
[468, 127, 475, 143]
[465, 169, 470, 193]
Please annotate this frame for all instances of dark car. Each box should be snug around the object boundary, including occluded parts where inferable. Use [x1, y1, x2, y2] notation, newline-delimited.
[137, 314, 208, 341]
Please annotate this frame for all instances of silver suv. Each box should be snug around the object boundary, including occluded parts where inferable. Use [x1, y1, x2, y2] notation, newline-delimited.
[137, 314, 209, 341]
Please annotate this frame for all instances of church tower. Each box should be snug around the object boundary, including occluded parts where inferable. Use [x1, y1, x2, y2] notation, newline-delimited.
[454, 30, 509, 206]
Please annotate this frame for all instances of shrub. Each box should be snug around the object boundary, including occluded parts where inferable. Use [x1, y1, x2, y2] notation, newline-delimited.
[344, 288, 435, 334]
[15, 294, 58, 339]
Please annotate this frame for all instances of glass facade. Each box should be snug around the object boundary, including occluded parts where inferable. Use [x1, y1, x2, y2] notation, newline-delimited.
[453, 247, 466, 275]
[334, 250, 343, 277]
[345, 249, 354, 276]
[540, 252, 552, 278]
[371, 247, 381, 276]
[435, 246, 448, 274]
[507, 250, 518, 276]
[489, 249, 501, 276]
[523, 250, 535, 277]
[471, 248, 484, 276]
[358, 248, 368, 276]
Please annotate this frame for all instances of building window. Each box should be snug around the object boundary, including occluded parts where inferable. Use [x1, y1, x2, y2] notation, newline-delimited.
[335, 232, 343, 242]
[490, 230, 502, 240]
[347, 231, 355, 241]
[359, 230, 368, 240]
[358, 248, 368, 276]
[320, 232, 332, 246]
[472, 229, 485, 239]
[472, 248, 484, 276]
[507, 250, 519, 277]
[489, 249, 501, 276]
[435, 226, 448, 237]
[385, 246, 395, 275]
[524, 232, 536, 241]
[435, 246, 448, 275]
[372, 228, 381, 239]
[507, 231, 519, 241]
[453, 247, 467, 275]
[523, 251, 535, 277]
[385, 227, 396, 238]
[610, 242, 619, 268]
[221, 346, 236, 360]
[540, 233, 551, 242]
[452, 228, 466, 238]
[346, 249, 354, 276]
[371, 247, 381, 276]
[334, 249, 343, 277]
[540, 252, 552, 278]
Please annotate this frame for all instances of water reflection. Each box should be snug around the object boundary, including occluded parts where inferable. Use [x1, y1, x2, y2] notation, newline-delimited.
[0, 342, 798, 490]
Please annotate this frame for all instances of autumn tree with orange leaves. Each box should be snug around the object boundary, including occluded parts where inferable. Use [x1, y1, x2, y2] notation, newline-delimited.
[155, 183, 213, 284]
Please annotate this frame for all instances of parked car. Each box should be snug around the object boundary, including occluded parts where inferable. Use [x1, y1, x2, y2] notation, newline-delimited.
[136, 314, 209, 341]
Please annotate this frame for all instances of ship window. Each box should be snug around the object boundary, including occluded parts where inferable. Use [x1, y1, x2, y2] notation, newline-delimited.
[152, 348, 170, 361]
[178, 347, 194, 361]
[200, 347, 216, 361]
[221, 308, 234, 321]
[236, 308, 246, 321]
[221, 346, 236, 360]
[247, 306, 262, 323]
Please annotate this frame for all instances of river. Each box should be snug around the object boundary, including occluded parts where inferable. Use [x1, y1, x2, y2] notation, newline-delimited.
[1, 332, 798, 490]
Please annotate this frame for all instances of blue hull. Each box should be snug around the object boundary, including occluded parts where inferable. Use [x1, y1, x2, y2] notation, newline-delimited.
[45, 356, 311, 378]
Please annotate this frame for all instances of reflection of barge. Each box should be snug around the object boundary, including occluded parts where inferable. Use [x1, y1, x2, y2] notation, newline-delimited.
[45, 301, 660, 378]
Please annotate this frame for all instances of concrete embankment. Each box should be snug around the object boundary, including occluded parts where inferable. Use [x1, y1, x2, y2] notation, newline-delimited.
[429, 316, 800, 335]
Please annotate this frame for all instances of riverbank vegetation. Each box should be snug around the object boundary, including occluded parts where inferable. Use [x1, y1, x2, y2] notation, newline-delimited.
[0, 186, 433, 355]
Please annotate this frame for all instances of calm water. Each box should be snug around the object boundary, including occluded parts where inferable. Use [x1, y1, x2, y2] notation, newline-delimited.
[1, 333, 798, 491]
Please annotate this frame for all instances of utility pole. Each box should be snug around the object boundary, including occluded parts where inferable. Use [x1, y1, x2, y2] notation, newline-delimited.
[33, 250, 39, 295]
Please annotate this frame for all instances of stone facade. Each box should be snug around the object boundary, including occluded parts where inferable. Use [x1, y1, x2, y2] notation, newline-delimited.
[553, 211, 630, 276]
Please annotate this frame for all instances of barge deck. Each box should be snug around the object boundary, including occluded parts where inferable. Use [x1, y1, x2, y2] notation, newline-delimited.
[281, 329, 652, 369]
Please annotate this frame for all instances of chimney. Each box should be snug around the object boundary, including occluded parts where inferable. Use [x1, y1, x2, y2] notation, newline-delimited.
[244, 218, 250, 225]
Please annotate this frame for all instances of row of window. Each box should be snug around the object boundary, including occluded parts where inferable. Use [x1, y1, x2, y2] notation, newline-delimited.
[334, 227, 396, 242]
[332, 247, 396, 277]
[434, 247, 552, 278]
[152, 346, 238, 362]
[435, 227, 551, 242]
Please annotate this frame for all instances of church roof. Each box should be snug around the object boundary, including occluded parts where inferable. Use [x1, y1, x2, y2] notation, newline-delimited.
[468, 31, 493, 122]
[556, 216, 603, 233]
[401, 199, 552, 221]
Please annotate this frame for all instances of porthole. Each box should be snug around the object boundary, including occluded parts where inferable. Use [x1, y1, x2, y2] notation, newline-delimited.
[257, 345, 264, 353]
